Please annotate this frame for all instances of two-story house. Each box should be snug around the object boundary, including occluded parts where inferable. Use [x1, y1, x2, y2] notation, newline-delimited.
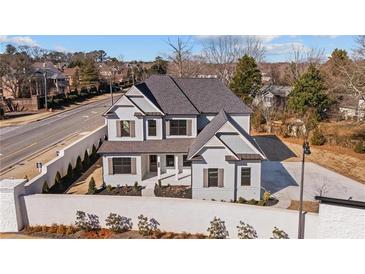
[98, 75, 266, 201]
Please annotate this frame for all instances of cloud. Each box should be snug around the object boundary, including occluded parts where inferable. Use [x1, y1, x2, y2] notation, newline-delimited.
[54, 45, 67, 52]
[265, 42, 309, 55]
[255, 35, 281, 43]
[0, 35, 38, 47]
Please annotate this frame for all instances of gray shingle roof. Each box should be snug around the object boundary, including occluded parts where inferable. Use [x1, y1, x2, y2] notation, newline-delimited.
[187, 109, 229, 159]
[98, 138, 195, 154]
[140, 75, 199, 115]
[173, 77, 252, 114]
[134, 75, 251, 115]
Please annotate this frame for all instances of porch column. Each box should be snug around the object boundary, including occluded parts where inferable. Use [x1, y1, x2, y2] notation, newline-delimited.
[157, 155, 161, 179]
[175, 154, 179, 180]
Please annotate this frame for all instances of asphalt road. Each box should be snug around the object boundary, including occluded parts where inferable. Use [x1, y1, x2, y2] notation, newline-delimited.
[0, 97, 117, 173]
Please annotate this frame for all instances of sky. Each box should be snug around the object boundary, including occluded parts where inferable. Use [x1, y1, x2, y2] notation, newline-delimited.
[0, 35, 358, 62]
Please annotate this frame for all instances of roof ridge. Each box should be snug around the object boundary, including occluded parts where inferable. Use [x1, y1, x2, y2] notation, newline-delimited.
[169, 76, 201, 114]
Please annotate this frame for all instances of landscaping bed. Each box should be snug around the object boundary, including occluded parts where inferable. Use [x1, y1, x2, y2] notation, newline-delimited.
[234, 194, 279, 207]
[154, 184, 192, 199]
[23, 225, 206, 239]
[96, 184, 144, 196]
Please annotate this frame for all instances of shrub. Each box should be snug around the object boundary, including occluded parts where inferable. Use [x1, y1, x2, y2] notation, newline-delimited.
[354, 142, 365, 154]
[54, 171, 62, 185]
[207, 217, 229, 239]
[83, 150, 91, 170]
[247, 199, 258, 205]
[68, 94, 79, 102]
[271, 227, 289, 239]
[263, 191, 271, 203]
[310, 128, 326, 146]
[91, 144, 97, 161]
[106, 185, 113, 193]
[237, 221, 258, 239]
[134, 181, 139, 192]
[105, 213, 133, 233]
[237, 197, 247, 204]
[67, 163, 73, 180]
[75, 156, 83, 176]
[137, 214, 160, 236]
[88, 177, 97, 194]
[42, 181, 49, 193]
[53, 98, 64, 106]
[75, 211, 101, 231]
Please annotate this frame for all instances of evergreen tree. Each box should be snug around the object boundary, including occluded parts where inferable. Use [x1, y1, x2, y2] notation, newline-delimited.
[288, 64, 331, 120]
[229, 55, 262, 103]
[88, 177, 97, 194]
[79, 58, 99, 89]
[42, 181, 50, 194]
[149, 56, 168, 75]
[67, 163, 74, 180]
[83, 150, 91, 170]
[71, 68, 80, 92]
[75, 156, 83, 176]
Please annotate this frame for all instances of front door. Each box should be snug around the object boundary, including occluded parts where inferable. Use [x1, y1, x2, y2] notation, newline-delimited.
[149, 155, 157, 172]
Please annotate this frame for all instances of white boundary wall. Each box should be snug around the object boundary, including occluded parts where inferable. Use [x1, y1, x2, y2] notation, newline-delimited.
[22, 194, 319, 239]
[24, 125, 107, 195]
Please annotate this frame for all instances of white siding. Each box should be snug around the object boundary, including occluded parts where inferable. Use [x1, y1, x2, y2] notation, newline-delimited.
[103, 156, 141, 186]
[108, 106, 144, 141]
[236, 161, 261, 200]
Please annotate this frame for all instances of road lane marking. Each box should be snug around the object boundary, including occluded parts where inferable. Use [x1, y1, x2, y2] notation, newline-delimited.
[0, 142, 38, 161]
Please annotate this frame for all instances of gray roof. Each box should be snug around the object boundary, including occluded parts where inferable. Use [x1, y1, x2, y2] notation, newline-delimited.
[259, 85, 292, 97]
[140, 75, 199, 115]
[98, 138, 195, 154]
[187, 109, 266, 159]
[187, 109, 229, 159]
[134, 75, 251, 115]
[173, 77, 252, 114]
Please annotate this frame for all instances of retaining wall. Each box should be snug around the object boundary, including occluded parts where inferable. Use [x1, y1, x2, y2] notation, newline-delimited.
[22, 194, 319, 239]
[24, 125, 107, 194]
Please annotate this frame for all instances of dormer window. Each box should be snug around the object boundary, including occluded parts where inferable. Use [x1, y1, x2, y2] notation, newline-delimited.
[121, 121, 131, 136]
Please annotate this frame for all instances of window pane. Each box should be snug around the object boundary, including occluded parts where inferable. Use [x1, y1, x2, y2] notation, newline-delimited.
[148, 120, 156, 136]
[121, 120, 130, 137]
[208, 168, 218, 187]
[241, 168, 251, 186]
[166, 155, 175, 167]
[183, 155, 191, 167]
[170, 120, 187, 135]
[113, 157, 131, 174]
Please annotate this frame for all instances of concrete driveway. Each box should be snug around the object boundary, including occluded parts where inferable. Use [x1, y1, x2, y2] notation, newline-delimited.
[262, 161, 365, 202]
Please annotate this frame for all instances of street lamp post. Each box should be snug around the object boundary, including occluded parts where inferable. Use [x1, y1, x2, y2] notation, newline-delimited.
[298, 141, 311, 239]
[43, 69, 48, 110]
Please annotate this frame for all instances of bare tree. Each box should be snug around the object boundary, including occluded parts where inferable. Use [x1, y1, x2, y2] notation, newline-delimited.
[353, 35, 365, 60]
[242, 36, 266, 63]
[285, 45, 325, 85]
[201, 36, 265, 84]
[258, 102, 276, 133]
[166, 37, 194, 77]
[201, 36, 244, 84]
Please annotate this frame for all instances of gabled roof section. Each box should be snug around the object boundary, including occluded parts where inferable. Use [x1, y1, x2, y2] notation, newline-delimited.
[172, 77, 252, 114]
[126, 85, 164, 114]
[142, 75, 199, 115]
[187, 109, 229, 159]
[103, 95, 145, 118]
[187, 109, 266, 160]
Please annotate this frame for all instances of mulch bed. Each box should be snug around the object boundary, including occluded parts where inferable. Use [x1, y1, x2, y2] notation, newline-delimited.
[154, 185, 192, 199]
[287, 200, 320, 213]
[23, 225, 206, 239]
[97, 185, 143, 196]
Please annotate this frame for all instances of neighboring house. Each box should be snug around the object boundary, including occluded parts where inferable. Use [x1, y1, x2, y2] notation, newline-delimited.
[338, 96, 365, 121]
[98, 75, 266, 201]
[254, 84, 292, 109]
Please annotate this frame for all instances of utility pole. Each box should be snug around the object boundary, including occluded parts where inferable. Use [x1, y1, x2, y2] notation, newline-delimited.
[43, 69, 48, 110]
[298, 141, 311, 239]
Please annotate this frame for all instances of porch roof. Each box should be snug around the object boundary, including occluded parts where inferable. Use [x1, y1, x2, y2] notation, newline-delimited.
[98, 138, 195, 155]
